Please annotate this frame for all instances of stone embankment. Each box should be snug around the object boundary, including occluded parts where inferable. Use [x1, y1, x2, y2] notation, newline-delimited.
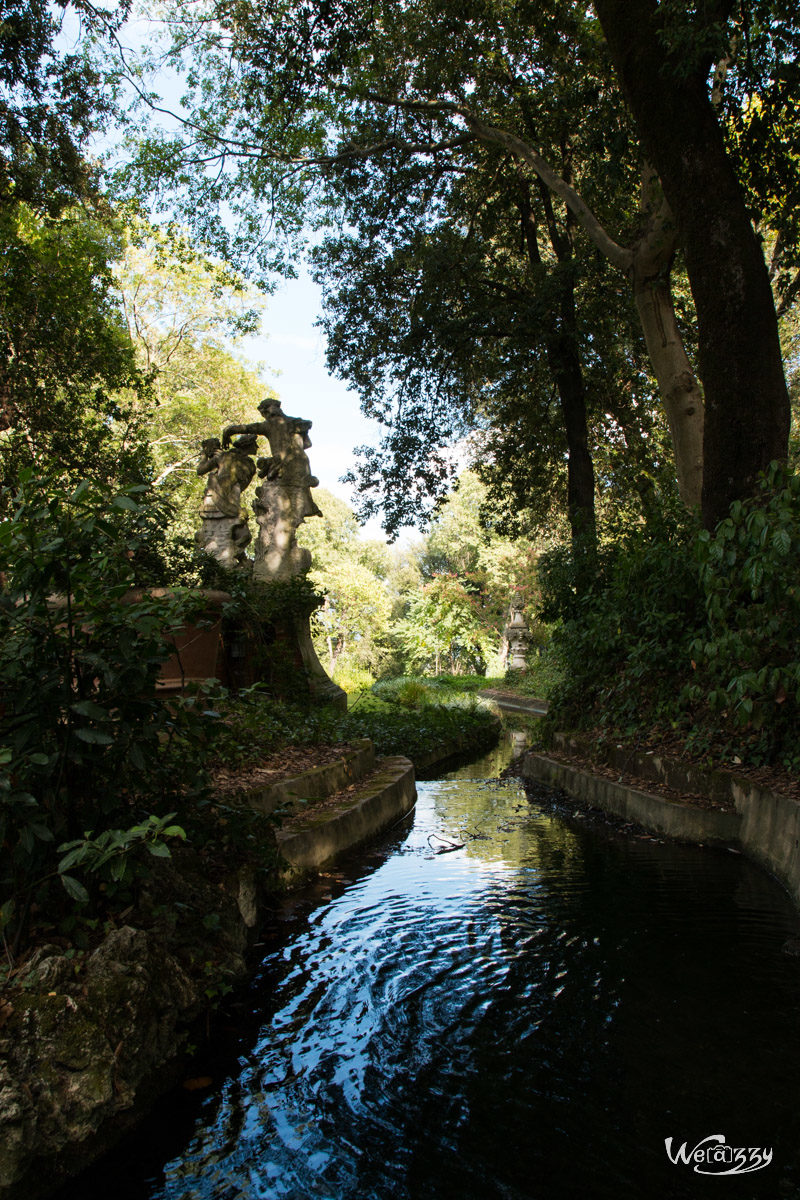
[524, 733, 800, 907]
[0, 742, 416, 1200]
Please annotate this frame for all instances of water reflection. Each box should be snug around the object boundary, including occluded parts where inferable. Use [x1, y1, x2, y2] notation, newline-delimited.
[60, 735, 800, 1200]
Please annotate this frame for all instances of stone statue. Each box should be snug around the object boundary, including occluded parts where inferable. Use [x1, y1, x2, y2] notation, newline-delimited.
[222, 399, 322, 582]
[193, 400, 346, 710]
[504, 596, 529, 671]
[195, 434, 258, 568]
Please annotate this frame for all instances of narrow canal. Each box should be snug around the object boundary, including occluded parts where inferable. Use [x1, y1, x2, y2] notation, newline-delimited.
[62, 737, 800, 1199]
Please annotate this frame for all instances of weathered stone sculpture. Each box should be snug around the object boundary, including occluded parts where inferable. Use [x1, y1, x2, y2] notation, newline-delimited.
[218, 398, 345, 709]
[196, 434, 258, 568]
[222, 399, 322, 582]
[504, 598, 529, 671]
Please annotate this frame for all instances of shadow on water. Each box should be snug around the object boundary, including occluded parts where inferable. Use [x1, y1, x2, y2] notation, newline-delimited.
[57, 733, 800, 1200]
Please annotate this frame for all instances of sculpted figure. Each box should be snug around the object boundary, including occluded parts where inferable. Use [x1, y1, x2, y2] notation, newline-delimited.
[221, 399, 322, 581]
[197, 434, 258, 518]
[195, 434, 258, 568]
[223, 398, 319, 488]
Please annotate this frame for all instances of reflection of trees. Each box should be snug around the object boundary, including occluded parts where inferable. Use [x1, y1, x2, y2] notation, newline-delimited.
[430, 768, 586, 875]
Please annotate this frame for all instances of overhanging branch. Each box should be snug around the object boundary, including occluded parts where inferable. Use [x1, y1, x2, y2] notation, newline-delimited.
[368, 94, 634, 272]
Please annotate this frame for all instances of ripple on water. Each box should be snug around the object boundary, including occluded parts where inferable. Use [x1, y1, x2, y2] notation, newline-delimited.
[55, 747, 800, 1200]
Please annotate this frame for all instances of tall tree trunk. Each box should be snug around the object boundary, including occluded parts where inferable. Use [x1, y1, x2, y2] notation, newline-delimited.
[632, 273, 703, 507]
[593, 0, 790, 528]
[549, 292, 597, 547]
[467, 116, 704, 509]
[519, 184, 597, 549]
[630, 173, 704, 507]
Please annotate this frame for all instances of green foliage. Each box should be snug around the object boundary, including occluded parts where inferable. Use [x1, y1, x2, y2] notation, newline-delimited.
[540, 465, 800, 768]
[208, 686, 497, 770]
[420, 673, 502, 693]
[57, 814, 187, 904]
[685, 465, 800, 764]
[504, 645, 563, 700]
[400, 473, 543, 676]
[123, 0, 680, 536]
[331, 663, 376, 695]
[372, 677, 439, 708]
[113, 219, 273, 532]
[538, 510, 703, 735]
[233, 574, 323, 623]
[336, 696, 498, 762]
[397, 575, 496, 676]
[0, 203, 150, 492]
[0, 471, 218, 945]
[371, 675, 489, 711]
[298, 488, 395, 679]
[0, 0, 114, 213]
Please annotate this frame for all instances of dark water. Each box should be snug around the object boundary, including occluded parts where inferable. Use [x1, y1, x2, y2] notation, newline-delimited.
[63, 738, 800, 1199]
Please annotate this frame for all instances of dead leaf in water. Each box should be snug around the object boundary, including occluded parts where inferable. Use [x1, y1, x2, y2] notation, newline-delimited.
[182, 1076, 213, 1091]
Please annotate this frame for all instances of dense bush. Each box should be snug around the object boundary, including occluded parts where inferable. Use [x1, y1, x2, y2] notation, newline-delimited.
[539, 465, 800, 769]
[538, 510, 702, 735]
[686, 465, 800, 765]
[370, 675, 492, 711]
[0, 472, 219, 947]
[503, 645, 563, 700]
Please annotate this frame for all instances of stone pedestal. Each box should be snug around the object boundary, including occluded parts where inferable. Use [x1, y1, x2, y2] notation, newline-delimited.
[294, 614, 347, 710]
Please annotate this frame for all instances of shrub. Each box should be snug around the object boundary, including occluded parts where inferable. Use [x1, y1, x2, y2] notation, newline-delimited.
[209, 687, 498, 769]
[504, 642, 563, 699]
[539, 465, 800, 769]
[332, 663, 376, 695]
[685, 465, 800, 765]
[538, 511, 702, 735]
[0, 472, 218, 949]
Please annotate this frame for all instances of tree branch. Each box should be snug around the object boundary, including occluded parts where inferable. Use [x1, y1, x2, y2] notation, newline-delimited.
[368, 95, 634, 272]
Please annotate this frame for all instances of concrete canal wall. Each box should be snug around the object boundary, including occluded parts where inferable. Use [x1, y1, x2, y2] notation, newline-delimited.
[523, 734, 800, 909]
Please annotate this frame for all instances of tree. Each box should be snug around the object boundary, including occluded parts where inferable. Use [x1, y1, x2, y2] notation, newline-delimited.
[297, 488, 394, 680]
[113, 221, 272, 522]
[122, 0, 702, 518]
[317, 141, 680, 544]
[121, 0, 797, 528]
[0, 0, 120, 213]
[591, 0, 792, 527]
[0, 202, 149, 492]
[400, 471, 541, 673]
[398, 576, 496, 676]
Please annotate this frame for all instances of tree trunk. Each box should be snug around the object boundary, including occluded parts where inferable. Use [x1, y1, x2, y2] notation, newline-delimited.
[470, 118, 704, 511]
[519, 185, 597, 548]
[632, 271, 704, 509]
[629, 169, 704, 509]
[549, 306, 597, 547]
[594, 0, 790, 528]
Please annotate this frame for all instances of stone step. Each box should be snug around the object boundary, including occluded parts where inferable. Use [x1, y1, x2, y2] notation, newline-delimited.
[242, 739, 376, 816]
[276, 756, 416, 876]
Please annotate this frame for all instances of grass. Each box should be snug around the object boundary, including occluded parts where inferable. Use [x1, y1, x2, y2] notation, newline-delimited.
[368, 651, 562, 705]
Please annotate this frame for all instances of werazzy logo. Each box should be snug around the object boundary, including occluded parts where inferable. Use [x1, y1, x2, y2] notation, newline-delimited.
[665, 1135, 772, 1176]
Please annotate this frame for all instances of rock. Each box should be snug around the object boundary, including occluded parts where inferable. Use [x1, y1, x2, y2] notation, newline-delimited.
[237, 866, 259, 928]
[0, 926, 202, 1197]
